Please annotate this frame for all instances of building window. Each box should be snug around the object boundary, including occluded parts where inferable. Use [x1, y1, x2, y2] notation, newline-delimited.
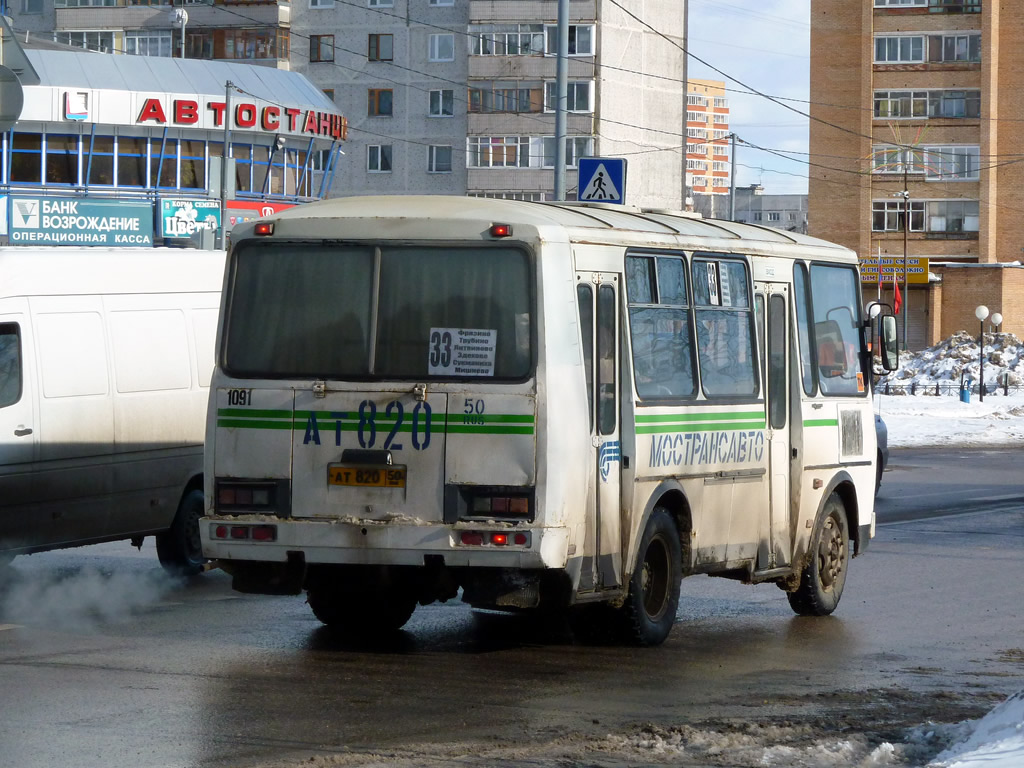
[925, 145, 980, 180]
[429, 89, 454, 117]
[429, 0, 454, 5]
[874, 0, 927, 6]
[686, 143, 705, 154]
[871, 145, 927, 174]
[368, 34, 393, 61]
[713, 97, 728, 108]
[872, 200, 926, 231]
[874, 35, 925, 63]
[543, 81, 592, 112]
[690, 176, 708, 187]
[925, 200, 979, 231]
[323, 88, 335, 102]
[471, 24, 545, 55]
[541, 136, 593, 167]
[310, 0, 334, 7]
[428, 145, 452, 173]
[55, 30, 116, 52]
[368, 144, 393, 172]
[873, 89, 981, 119]
[687, 94, 708, 106]
[686, 127, 707, 139]
[767, 212, 781, 222]
[937, 33, 981, 62]
[368, 88, 393, 117]
[467, 136, 530, 168]
[21, 0, 43, 12]
[310, 35, 334, 62]
[125, 31, 172, 57]
[686, 111, 705, 122]
[368, 0, 393, 6]
[469, 82, 543, 113]
[686, 159, 707, 171]
[545, 24, 594, 55]
[429, 33, 455, 62]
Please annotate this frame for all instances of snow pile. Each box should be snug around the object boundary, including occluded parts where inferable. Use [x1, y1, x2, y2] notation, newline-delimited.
[880, 331, 1024, 389]
[927, 692, 1024, 768]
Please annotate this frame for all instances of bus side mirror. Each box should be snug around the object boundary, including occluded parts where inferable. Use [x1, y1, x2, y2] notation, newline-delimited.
[879, 314, 899, 372]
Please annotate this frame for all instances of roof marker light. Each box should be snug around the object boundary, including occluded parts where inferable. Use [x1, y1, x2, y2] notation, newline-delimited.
[489, 223, 512, 238]
[254, 222, 274, 236]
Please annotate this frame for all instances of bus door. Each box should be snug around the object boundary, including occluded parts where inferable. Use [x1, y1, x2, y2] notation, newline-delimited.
[576, 273, 623, 590]
[756, 283, 793, 569]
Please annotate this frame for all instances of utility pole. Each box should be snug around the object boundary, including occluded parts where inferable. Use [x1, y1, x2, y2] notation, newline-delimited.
[901, 165, 909, 350]
[218, 80, 233, 250]
[729, 133, 737, 221]
[553, 0, 568, 200]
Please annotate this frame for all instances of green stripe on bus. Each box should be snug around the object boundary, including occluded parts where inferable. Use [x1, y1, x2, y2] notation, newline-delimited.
[635, 411, 765, 424]
[218, 408, 291, 419]
[636, 420, 766, 434]
[804, 418, 839, 427]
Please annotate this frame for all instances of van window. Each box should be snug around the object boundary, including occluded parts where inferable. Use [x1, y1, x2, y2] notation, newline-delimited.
[36, 312, 108, 398]
[0, 324, 22, 408]
[225, 243, 533, 380]
[110, 310, 191, 393]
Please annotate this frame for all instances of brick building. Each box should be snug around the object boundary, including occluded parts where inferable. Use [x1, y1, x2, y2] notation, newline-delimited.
[808, 0, 1023, 349]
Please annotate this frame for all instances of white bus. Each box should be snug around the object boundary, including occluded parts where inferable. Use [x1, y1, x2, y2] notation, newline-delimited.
[201, 196, 898, 645]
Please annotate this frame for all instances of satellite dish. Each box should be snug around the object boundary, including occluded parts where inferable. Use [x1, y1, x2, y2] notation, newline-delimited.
[0, 65, 24, 133]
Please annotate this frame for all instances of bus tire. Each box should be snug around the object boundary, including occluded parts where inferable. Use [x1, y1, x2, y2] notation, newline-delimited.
[787, 492, 849, 616]
[618, 507, 681, 646]
[156, 489, 206, 577]
[307, 586, 416, 634]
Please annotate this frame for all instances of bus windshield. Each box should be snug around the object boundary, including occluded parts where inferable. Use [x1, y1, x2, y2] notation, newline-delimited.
[224, 242, 533, 380]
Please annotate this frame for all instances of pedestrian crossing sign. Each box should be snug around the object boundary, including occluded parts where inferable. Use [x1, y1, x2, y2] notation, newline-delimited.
[578, 157, 627, 204]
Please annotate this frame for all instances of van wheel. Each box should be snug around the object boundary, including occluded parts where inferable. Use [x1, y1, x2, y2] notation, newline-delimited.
[156, 489, 206, 577]
[787, 493, 849, 616]
[618, 507, 681, 646]
[307, 583, 416, 634]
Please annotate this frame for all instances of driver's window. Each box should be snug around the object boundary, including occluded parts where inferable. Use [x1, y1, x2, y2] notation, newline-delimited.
[809, 265, 864, 396]
[0, 323, 23, 408]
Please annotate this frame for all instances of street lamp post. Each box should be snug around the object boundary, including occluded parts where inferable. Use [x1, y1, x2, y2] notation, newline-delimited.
[975, 305, 989, 402]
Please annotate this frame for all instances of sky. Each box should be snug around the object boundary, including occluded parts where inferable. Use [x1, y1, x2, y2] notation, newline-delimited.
[687, 0, 811, 196]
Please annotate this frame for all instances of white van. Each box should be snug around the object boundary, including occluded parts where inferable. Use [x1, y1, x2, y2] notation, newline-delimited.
[0, 247, 224, 574]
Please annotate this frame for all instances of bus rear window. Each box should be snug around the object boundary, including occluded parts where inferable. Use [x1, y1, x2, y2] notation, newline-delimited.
[224, 243, 532, 380]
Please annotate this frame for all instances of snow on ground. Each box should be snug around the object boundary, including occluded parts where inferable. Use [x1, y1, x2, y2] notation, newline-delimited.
[927, 693, 1024, 768]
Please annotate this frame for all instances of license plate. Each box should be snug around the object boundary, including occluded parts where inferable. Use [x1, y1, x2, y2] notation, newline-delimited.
[328, 464, 406, 488]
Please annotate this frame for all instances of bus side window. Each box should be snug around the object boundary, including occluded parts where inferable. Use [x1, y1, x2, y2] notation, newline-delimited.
[692, 258, 757, 398]
[0, 324, 22, 408]
[625, 254, 695, 400]
[793, 263, 816, 396]
[577, 283, 594, 432]
[809, 265, 863, 396]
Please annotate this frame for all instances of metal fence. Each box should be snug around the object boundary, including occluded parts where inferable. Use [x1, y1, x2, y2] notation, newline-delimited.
[877, 381, 1023, 397]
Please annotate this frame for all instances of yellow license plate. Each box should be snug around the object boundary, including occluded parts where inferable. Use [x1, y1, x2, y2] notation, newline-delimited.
[328, 464, 406, 488]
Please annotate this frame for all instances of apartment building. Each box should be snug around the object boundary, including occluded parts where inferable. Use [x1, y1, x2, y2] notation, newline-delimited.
[731, 185, 807, 234]
[7, 0, 688, 206]
[686, 78, 730, 198]
[292, 0, 687, 206]
[809, 0, 1024, 348]
[5, 0, 290, 68]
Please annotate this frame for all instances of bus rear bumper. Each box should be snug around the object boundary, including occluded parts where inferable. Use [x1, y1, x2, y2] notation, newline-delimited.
[200, 516, 569, 570]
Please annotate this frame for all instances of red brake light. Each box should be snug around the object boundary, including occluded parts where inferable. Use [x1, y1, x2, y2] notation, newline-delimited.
[491, 533, 508, 546]
[254, 222, 274, 236]
[461, 531, 484, 546]
[489, 223, 512, 238]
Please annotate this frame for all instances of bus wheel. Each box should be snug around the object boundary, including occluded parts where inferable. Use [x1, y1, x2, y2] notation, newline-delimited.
[307, 585, 416, 635]
[156, 489, 206, 577]
[619, 507, 681, 646]
[787, 493, 850, 616]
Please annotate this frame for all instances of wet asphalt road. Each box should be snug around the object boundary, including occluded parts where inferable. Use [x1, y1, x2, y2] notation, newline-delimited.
[0, 446, 1022, 768]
